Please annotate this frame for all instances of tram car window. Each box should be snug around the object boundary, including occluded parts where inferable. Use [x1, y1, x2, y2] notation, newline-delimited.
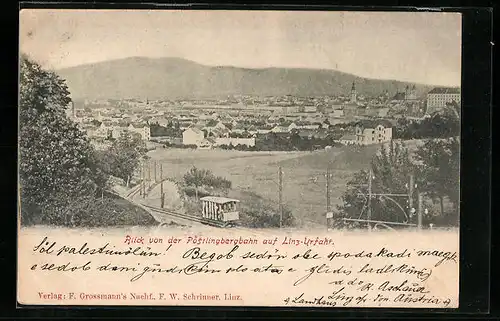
[200, 196, 240, 227]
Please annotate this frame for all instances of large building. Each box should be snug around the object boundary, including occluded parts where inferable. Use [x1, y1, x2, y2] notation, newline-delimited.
[355, 120, 393, 145]
[182, 127, 205, 146]
[426, 87, 461, 114]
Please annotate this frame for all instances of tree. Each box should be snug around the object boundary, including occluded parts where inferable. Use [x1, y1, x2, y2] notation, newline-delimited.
[336, 141, 416, 225]
[183, 166, 232, 199]
[19, 55, 107, 225]
[394, 113, 460, 140]
[414, 137, 460, 217]
[370, 140, 415, 195]
[97, 131, 146, 185]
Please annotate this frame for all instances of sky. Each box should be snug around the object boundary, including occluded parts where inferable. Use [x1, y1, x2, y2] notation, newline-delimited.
[19, 10, 462, 86]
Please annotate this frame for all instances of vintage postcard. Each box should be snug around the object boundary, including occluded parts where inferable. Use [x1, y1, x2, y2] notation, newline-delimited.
[18, 9, 461, 308]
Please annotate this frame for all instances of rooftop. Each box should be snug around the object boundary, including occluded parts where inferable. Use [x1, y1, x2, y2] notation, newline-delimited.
[185, 127, 203, 134]
[428, 87, 461, 94]
[354, 119, 393, 128]
[200, 196, 240, 204]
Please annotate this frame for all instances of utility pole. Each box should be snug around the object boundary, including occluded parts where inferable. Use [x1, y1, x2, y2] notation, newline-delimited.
[142, 162, 146, 198]
[139, 162, 143, 196]
[417, 193, 423, 230]
[160, 163, 164, 208]
[278, 166, 283, 229]
[153, 160, 157, 183]
[326, 166, 331, 213]
[326, 165, 331, 229]
[408, 174, 414, 219]
[367, 168, 373, 231]
[160, 179, 164, 208]
[147, 160, 151, 183]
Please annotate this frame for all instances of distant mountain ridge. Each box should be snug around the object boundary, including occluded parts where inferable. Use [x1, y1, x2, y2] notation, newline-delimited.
[56, 57, 438, 100]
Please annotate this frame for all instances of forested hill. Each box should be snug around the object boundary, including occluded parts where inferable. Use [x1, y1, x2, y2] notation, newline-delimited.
[56, 57, 435, 100]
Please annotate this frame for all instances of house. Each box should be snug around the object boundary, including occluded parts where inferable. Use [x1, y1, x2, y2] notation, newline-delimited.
[128, 123, 151, 141]
[215, 137, 256, 147]
[338, 134, 357, 145]
[203, 120, 230, 137]
[271, 125, 289, 133]
[331, 109, 344, 118]
[255, 125, 273, 134]
[287, 122, 298, 132]
[355, 120, 393, 145]
[102, 122, 151, 141]
[182, 127, 205, 146]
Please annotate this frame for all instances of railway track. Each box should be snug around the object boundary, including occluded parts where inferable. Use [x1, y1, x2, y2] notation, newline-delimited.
[142, 204, 231, 228]
[142, 204, 273, 235]
[112, 188, 281, 235]
[125, 179, 168, 200]
[125, 184, 142, 199]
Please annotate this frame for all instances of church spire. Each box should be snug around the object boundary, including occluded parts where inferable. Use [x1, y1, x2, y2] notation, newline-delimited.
[350, 81, 357, 103]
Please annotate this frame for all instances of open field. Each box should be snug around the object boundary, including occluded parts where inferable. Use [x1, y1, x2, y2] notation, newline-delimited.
[148, 146, 380, 227]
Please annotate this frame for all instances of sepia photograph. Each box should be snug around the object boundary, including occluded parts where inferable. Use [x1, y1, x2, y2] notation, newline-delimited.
[18, 9, 461, 308]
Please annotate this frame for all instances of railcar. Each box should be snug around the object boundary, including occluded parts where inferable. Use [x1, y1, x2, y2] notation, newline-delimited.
[200, 196, 240, 227]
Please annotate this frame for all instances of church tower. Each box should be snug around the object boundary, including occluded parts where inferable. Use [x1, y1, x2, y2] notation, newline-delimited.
[350, 81, 357, 103]
[410, 85, 417, 100]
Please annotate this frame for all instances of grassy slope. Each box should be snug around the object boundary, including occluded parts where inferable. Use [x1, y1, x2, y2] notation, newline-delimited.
[148, 147, 380, 227]
[96, 192, 158, 227]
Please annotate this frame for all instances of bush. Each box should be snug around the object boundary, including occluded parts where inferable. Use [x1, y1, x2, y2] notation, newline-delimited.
[181, 196, 203, 216]
[238, 191, 295, 228]
[241, 206, 295, 228]
[183, 166, 232, 198]
[163, 143, 197, 149]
